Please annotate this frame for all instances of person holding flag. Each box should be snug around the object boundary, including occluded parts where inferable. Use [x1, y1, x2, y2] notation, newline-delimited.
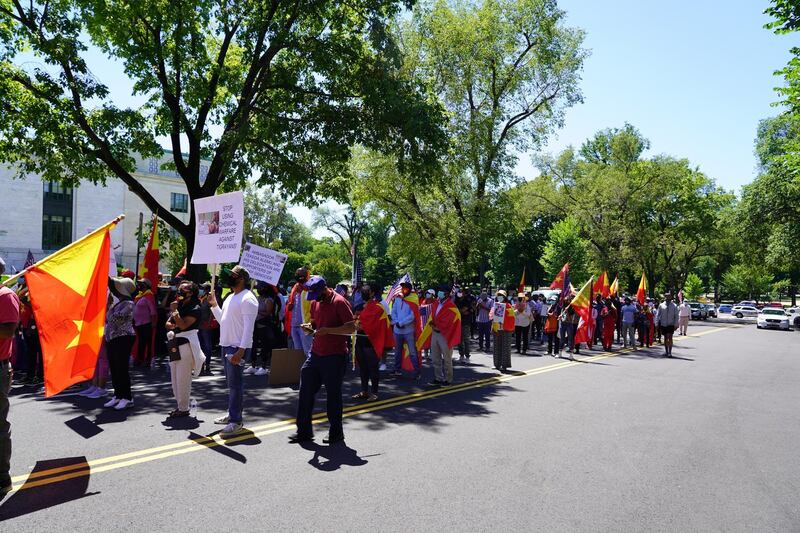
[352, 284, 392, 401]
[390, 281, 420, 379]
[285, 267, 313, 355]
[492, 290, 515, 372]
[429, 285, 462, 385]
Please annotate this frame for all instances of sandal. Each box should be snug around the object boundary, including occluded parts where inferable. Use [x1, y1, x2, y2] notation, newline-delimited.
[351, 392, 368, 400]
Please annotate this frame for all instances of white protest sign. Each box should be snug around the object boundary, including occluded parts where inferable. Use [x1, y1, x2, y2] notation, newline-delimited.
[239, 242, 288, 285]
[190, 190, 244, 264]
[493, 302, 506, 324]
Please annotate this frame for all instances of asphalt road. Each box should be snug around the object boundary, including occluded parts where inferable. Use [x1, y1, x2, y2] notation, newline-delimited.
[2, 323, 799, 532]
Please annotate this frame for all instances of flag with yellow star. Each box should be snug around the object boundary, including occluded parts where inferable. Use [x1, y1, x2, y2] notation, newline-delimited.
[25, 221, 115, 397]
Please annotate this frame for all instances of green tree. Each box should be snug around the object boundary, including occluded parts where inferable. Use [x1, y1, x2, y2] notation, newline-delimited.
[722, 264, 773, 303]
[539, 217, 590, 285]
[683, 273, 705, 301]
[313, 257, 350, 286]
[0, 0, 445, 279]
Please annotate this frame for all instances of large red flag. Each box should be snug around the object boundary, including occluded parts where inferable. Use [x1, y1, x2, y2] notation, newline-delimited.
[358, 299, 394, 357]
[139, 216, 159, 290]
[432, 298, 462, 348]
[24, 219, 119, 396]
[593, 272, 610, 298]
[571, 278, 594, 345]
[550, 263, 569, 289]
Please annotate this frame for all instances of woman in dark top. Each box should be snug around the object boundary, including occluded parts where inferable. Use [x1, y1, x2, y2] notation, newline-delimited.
[104, 277, 137, 410]
[165, 281, 201, 417]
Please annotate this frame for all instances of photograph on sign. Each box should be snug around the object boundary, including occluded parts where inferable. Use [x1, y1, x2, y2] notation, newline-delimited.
[190, 190, 244, 264]
[239, 242, 288, 285]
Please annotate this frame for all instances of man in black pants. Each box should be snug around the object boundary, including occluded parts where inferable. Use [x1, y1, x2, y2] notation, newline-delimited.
[352, 284, 380, 401]
[289, 276, 355, 445]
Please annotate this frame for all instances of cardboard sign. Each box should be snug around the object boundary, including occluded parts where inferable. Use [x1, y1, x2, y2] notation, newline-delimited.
[190, 190, 244, 264]
[493, 302, 506, 323]
[239, 242, 288, 285]
[268, 348, 307, 386]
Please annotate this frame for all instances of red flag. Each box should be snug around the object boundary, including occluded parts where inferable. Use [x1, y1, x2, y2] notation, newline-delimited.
[518, 267, 526, 294]
[550, 263, 569, 289]
[358, 300, 394, 357]
[139, 217, 160, 290]
[593, 272, 610, 298]
[636, 272, 647, 305]
[432, 298, 462, 348]
[571, 278, 594, 345]
[25, 220, 118, 396]
[175, 258, 187, 278]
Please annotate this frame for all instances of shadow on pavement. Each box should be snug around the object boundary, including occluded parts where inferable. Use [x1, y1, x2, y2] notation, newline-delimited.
[300, 441, 369, 471]
[0, 457, 97, 521]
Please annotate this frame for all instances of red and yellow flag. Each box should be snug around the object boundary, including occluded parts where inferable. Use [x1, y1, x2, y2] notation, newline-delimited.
[402, 292, 423, 372]
[432, 298, 462, 348]
[592, 271, 610, 298]
[549, 263, 569, 289]
[25, 219, 119, 396]
[518, 266, 526, 294]
[571, 277, 594, 345]
[358, 300, 394, 358]
[139, 216, 160, 290]
[636, 272, 647, 305]
[609, 276, 619, 297]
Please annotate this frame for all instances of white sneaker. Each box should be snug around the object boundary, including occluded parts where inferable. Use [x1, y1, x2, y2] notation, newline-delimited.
[379, 363, 387, 372]
[87, 387, 109, 398]
[254, 367, 268, 376]
[104, 397, 120, 408]
[78, 386, 97, 397]
[114, 398, 133, 410]
[243, 366, 257, 375]
[214, 415, 230, 425]
[220, 422, 243, 438]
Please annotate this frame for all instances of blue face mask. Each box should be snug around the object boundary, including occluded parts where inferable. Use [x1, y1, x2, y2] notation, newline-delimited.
[437, 291, 446, 300]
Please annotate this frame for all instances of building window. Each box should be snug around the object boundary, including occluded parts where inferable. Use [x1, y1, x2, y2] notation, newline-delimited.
[42, 181, 73, 249]
[148, 158, 159, 174]
[42, 215, 72, 249]
[170, 192, 189, 213]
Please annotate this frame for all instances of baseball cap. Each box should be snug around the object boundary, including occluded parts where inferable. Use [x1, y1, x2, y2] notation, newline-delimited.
[304, 275, 327, 301]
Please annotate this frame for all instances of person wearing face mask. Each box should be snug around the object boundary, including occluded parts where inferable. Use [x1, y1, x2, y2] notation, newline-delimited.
[285, 267, 313, 355]
[197, 282, 216, 375]
[352, 284, 391, 401]
[476, 289, 494, 352]
[165, 281, 205, 418]
[207, 265, 259, 438]
[492, 289, 515, 372]
[429, 285, 462, 385]
[389, 281, 420, 379]
[289, 275, 355, 444]
[454, 287, 474, 364]
[104, 276, 137, 410]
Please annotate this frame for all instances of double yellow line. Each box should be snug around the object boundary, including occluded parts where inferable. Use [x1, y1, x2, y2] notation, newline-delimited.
[8, 326, 731, 492]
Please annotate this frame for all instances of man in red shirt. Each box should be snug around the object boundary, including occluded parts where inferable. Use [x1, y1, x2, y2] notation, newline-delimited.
[0, 258, 21, 493]
[289, 275, 354, 445]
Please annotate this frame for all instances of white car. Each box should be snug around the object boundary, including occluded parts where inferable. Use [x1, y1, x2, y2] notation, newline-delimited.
[786, 307, 800, 328]
[757, 308, 791, 330]
[731, 305, 758, 318]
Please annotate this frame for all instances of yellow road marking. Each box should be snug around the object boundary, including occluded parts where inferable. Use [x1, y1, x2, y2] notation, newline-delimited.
[8, 325, 732, 491]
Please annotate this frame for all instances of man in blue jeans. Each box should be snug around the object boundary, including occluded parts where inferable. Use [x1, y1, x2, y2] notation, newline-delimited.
[390, 282, 420, 379]
[289, 275, 355, 444]
[620, 296, 638, 348]
[207, 265, 259, 438]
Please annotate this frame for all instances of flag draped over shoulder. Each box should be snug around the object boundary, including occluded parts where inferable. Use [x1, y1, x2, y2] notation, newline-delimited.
[433, 298, 462, 348]
[25, 219, 118, 397]
[416, 302, 433, 352]
[636, 272, 647, 305]
[593, 272, 610, 298]
[385, 273, 411, 308]
[139, 217, 160, 290]
[609, 276, 619, 297]
[571, 277, 594, 345]
[359, 300, 394, 358]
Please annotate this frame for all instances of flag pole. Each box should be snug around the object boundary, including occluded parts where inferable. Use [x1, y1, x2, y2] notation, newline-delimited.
[2, 214, 125, 287]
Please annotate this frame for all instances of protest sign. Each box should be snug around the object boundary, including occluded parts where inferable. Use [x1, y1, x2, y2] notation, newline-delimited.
[493, 302, 506, 324]
[190, 191, 244, 264]
[239, 242, 288, 285]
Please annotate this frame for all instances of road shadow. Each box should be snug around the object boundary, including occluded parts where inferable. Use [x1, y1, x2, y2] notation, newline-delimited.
[0, 456, 97, 521]
[186, 431, 249, 464]
[300, 441, 369, 471]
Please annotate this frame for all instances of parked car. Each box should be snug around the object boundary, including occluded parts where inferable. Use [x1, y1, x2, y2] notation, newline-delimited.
[731, 305, 759, 318]
[705, 304, 717, 318]
[786, 307, 800, 328]
[718, 304, 733, 314]
[757, 308, 791, 330]
[688, 302, 708, 320]
[736, 300, 758, 307]
[764, 302, 784, 309]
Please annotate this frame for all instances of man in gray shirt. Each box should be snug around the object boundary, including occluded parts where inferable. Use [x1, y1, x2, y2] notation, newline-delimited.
[656, 292, 680, 358]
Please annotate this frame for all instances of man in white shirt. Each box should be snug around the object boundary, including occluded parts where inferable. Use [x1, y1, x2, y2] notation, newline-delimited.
[656, 293, 680, 358]
[678, 299, 691, 336]
[207, 265, 259, 437]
